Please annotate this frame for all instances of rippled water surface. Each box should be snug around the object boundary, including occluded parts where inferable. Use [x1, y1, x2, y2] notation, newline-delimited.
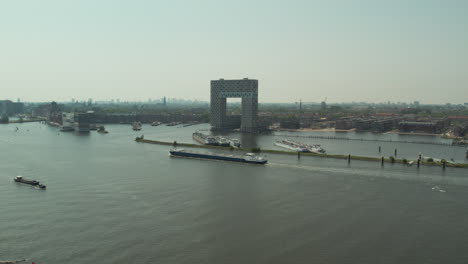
[1, 123, 468, 264]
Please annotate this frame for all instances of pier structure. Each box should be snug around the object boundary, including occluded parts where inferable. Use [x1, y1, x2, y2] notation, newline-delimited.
[210, 78, 258, 133]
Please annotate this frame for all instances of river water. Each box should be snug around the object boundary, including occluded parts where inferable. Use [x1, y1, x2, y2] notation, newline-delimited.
[1, 123, 468, 264]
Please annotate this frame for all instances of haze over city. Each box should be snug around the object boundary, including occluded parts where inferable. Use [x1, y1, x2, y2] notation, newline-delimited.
[1, 0, 467, 103]
[3, 2, 468, 264]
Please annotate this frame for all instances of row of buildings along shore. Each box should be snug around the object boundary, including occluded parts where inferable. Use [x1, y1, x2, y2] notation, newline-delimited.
[1, 76, 467, 138]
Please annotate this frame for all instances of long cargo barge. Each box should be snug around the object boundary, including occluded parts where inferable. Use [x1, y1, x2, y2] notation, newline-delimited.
[169, 149, 267, 164]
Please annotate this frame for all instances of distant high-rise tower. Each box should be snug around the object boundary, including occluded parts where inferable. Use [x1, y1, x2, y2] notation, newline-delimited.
[321, 101, 327, 110]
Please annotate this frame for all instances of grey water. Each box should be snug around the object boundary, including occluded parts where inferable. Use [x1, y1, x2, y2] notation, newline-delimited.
[146, 123, 466, 163]
[1, 123, 468, 264]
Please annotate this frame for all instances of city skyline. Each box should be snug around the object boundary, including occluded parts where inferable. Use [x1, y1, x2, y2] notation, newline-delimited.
[1, 0, 467, 104]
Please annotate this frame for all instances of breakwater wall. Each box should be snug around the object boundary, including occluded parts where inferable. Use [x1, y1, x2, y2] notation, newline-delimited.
[135, 138, 468, 169]
[196, 129, 459, 146]
[272, 134, 458, 147]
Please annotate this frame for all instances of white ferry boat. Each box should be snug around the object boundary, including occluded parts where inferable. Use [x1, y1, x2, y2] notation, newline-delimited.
[216, 136, 231, 147]
[229, 138, 241, 148]
[274, 139, 325, 154]
[192, 132, 218, 145]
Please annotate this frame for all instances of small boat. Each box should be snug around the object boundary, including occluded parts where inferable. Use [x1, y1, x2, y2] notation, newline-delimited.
[192, 132, 218, 145]
[14, 175, 39, 186]
[407, 160, 415, 166]
[151, 121, 162, 126]
[97, 126, 109, 134]
[166, 122, 181, 126]
[170, 149, 267, 164]
[215, 136, 231, 147]
[274, 140, 309, 152]
[132, 122, 142, 131]
[14, 176, 46, 189]
[229, 138, 241, 148]
[59, 125, 75, 132]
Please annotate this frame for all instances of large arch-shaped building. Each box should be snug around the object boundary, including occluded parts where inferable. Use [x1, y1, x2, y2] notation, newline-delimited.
[210, 78, 258, 132]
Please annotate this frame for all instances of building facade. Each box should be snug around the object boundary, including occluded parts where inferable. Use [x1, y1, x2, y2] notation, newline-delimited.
[0, 100, 24, 116]
[210, 78, 258, 132]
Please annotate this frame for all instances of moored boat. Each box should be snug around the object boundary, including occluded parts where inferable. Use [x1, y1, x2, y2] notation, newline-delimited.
[170, 149, 267, 164]
[192, 132, 206, 144]
[274, 139, 325, 154]
[229, 138, 241, 148]
[132, 122, 142, 131]
[59, 125, 75, 132]
[97, 126, 109, 134]
[216, 136, 231, 147]
[193, 132, 218, 145]
[275, 140, 309, 152]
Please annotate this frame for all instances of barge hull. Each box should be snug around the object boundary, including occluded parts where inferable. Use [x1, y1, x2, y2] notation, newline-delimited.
[170, 151, 267, 164]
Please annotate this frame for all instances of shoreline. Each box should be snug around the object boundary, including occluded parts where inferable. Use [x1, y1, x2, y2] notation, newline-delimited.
[271, 128, 356, 132]
[385, 131, 443, 137]
[272, 127, 447, 137]
[135, 138, 468, 169]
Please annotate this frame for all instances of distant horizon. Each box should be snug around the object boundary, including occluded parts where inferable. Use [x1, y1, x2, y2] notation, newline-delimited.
[6, 97, 467, 106]
[1, 0, 467, 104]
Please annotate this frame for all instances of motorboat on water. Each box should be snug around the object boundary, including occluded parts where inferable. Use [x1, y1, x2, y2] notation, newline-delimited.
[59, 125, 75, 132]
[132, 122, 142, 131]
[14, 176, 46, 189]
[192, 132, 219, 145]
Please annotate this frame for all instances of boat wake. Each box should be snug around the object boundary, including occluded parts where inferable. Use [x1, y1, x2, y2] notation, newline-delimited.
[267, 161, 468, 188]
[0, 259, 27, 264]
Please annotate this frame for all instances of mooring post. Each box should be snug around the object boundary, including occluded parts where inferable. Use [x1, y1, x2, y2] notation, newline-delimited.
[378, 146, 381, 153]
[297, 151, 301, 160]
[394, 148, 397, 156]
[348, 154, 351, 163]
[381, 156, 384, 166]
[417, 159, 420, 168]
[442, 160, 446, 169]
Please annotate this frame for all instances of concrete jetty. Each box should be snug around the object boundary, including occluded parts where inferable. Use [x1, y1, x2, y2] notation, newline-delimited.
[135, 138, 468, 169]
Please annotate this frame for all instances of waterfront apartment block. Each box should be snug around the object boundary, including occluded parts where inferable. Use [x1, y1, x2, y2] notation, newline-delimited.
[0, 100, 24, 115]
[210, 78, 258, 132]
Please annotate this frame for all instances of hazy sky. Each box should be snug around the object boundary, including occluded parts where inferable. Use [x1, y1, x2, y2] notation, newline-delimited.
[1, 0, 467, 103]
